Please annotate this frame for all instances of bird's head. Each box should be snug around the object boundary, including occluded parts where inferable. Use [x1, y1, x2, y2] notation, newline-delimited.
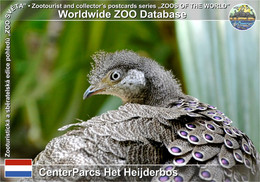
[83, 50, 184, 106]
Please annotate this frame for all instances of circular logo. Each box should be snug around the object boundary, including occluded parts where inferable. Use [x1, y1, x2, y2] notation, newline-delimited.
[229, 4, 256, 30]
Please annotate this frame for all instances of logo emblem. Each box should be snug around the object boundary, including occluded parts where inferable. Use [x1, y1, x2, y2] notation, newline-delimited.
[229, 4, 256, 30]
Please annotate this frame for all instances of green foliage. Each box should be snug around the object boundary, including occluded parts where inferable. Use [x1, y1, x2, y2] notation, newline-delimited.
[1, 17, 180, 157]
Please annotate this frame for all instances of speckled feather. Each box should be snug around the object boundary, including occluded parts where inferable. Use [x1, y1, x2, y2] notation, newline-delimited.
[26, 51, 259, 181]
[30, 99, 259, 181]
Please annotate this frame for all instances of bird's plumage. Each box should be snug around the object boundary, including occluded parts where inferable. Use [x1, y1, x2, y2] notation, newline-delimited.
[28, 50, 259, 181]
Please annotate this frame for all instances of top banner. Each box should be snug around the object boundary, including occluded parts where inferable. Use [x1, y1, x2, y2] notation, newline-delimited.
[2, 0, 259, 21]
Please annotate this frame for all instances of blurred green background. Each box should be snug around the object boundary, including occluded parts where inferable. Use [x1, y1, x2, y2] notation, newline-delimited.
[0, 1, 259, 162]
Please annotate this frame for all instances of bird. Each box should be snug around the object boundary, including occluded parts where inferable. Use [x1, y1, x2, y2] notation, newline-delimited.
[29, 50, 259, 181]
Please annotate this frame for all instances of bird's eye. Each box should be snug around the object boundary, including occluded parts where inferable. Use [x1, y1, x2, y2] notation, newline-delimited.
[110, 71, 121, 81]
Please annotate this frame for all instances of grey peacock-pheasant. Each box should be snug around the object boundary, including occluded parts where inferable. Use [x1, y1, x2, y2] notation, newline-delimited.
[29, 50, 259, 181]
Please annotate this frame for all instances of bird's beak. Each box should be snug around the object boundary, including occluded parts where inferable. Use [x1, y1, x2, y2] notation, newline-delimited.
[83, 85, 104, 100]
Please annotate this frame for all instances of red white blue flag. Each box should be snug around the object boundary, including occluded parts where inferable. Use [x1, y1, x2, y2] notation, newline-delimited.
[4, 159, 32, 178]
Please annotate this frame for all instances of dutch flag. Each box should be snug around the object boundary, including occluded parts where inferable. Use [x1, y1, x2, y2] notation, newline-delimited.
[5, 159, 32, 178]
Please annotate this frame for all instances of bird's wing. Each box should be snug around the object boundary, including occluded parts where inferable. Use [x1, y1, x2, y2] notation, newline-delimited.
[36, 103, 188, 163]
[32, 99, 259, 181]
[153, 97, 259, 182]
[32, 103, 186, 181]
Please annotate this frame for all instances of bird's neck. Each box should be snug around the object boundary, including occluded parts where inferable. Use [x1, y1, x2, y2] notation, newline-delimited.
[143, 76, 185, 107]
